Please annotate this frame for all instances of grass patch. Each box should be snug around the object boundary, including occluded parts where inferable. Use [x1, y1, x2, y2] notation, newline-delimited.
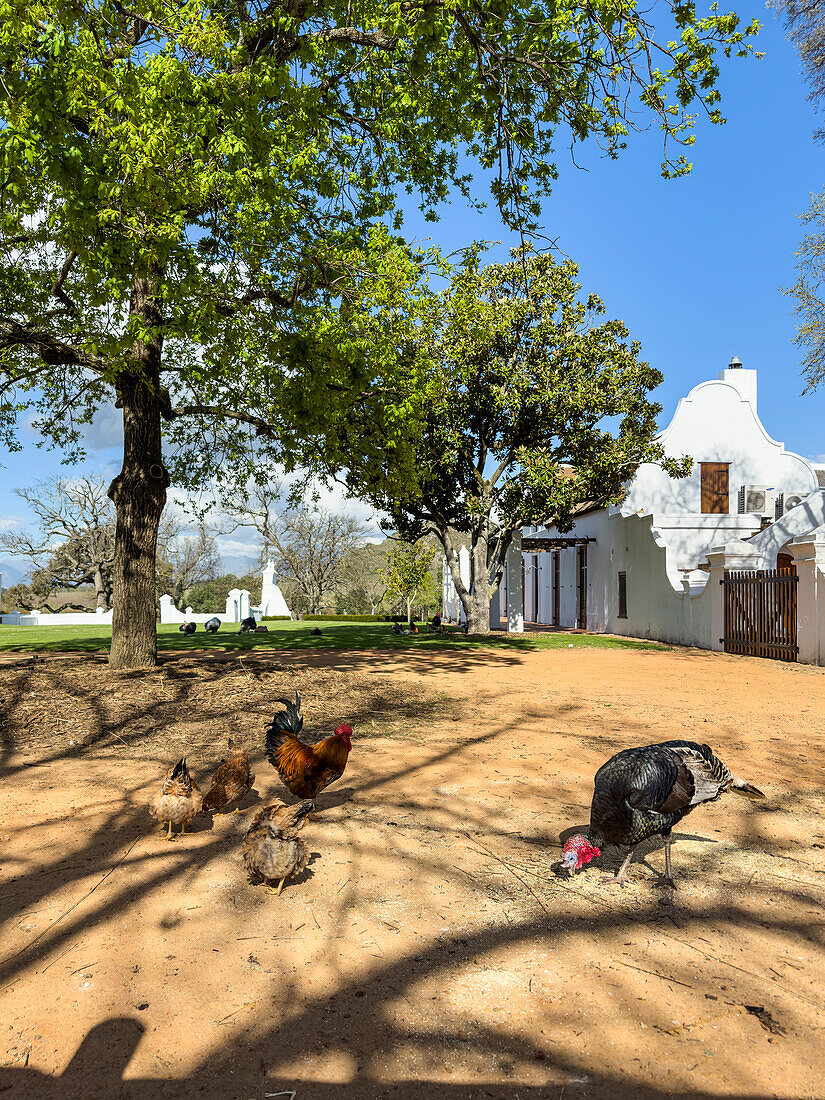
[0, 619, 667, 655]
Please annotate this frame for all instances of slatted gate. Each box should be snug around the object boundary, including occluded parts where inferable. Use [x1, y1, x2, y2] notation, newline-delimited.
[722, 569, 798, 662]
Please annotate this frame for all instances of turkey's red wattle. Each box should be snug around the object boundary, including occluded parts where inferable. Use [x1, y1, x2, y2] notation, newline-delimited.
[562, 834, 601, 869]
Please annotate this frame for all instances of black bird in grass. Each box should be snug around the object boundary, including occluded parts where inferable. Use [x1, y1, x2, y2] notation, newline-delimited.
[204, 617, 221, 634]
[562, 740, 764, 887]
[179, 622, 196, 636]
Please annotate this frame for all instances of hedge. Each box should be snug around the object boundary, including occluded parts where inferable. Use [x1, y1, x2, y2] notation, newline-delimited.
[302, 613, 396, 623]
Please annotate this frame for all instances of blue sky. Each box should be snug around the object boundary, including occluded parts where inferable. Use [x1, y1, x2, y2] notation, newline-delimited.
[1, 5, 823, 574]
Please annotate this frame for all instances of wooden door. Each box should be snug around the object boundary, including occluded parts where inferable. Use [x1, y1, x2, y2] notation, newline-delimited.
[576, 546, 587, 629]
[777, 552, 795, 574]
[552, 551, 560, 626]
[700, 462, 730, 514]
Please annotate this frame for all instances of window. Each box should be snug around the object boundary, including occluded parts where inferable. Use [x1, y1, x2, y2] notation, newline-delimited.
[618, 572, 627, 618]
[700, 462, 730, 514]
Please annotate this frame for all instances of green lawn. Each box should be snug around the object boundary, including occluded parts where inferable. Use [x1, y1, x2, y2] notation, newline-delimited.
[0, 619, 666, 654]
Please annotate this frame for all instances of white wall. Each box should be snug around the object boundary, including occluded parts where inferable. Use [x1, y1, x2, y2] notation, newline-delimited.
[525, 511, 714, 646]
[0, 608, 113, 626]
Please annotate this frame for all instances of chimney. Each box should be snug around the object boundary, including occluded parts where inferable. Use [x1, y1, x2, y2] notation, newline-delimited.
[718, 355, 756, 407]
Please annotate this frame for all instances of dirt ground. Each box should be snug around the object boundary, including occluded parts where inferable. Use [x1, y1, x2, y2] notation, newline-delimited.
[1, 641, 824, 1100]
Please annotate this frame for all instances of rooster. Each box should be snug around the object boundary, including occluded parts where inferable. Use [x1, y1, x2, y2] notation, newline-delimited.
[562, 740, 764, 886]
[265, 691, 352, 800]
[242, 800, 315, 894]
[203, 739, 255, 813]
[148, 758, 203, 840]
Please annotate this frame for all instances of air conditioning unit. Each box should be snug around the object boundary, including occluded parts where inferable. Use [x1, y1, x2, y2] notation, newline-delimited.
[777, 492, 808, 516]
[738, 485, 776, 516]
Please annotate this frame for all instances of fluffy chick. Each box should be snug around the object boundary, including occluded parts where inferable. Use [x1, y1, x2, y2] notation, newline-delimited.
[202, 738, 255, 813]
[242, 800, 314, 895]
[149, 758, 203, 840]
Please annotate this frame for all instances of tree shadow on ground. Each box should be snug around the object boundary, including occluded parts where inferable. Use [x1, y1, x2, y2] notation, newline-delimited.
[1, 659, 823, 1099]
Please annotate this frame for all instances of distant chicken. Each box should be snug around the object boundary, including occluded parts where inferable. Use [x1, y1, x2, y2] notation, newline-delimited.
[203, 739, 255, 813]
[562, 740, 764, 886]
[149, 758, 203, 840]
[242, 800, 315, 894]
[265, 691, 352, 800]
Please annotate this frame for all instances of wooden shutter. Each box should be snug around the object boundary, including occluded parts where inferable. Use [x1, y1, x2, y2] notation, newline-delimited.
[700, 463, 730, 514]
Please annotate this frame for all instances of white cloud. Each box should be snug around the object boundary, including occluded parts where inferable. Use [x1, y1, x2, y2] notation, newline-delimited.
[83, 405, 123, 451]
[0, 514, 28, 531]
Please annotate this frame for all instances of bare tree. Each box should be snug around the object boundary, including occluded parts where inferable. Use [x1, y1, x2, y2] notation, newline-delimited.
[223, 484, 369, 613]
[155, 526, 222, 609]
[340, 543, 389, 615]
[0, 477, 116, 609]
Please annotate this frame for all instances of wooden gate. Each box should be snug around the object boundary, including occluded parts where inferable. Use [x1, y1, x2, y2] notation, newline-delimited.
[722, 569, 798, 662]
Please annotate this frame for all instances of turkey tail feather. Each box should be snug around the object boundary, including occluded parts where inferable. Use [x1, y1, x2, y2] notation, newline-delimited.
[731, 780, 764, 799]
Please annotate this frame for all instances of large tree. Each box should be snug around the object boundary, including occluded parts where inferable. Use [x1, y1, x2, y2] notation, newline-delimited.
[336, 250, 691, 633]
[0, 0, 757, 666]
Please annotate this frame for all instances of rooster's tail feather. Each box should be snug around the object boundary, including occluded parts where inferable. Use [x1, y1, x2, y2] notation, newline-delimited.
[265, 691, 303, 757]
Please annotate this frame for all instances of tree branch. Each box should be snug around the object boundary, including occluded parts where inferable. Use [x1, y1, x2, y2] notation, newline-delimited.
[0, 318, 106, 373]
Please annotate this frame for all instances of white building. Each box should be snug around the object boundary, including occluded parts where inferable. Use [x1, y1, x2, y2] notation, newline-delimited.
[445, 359, 825, 663]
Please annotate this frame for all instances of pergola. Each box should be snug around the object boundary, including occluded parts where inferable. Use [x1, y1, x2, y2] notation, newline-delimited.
[521, 536, 596, 553]
[497, 532, 597, 632]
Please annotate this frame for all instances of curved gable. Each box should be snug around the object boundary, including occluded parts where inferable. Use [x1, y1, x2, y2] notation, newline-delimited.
[623, 374, 818, 516]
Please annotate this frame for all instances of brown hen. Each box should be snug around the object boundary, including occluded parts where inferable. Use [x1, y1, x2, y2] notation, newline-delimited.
[148, 758, 203, 840]
[242, 800, 315, 894]
[203, 738, 254, 813]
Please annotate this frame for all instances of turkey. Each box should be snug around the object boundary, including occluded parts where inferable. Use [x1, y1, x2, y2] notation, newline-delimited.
[562, 740, 764, 887]
[204, 617, 221, 634]
[179, 621, 196, 636]
[237, 616, 257, 634]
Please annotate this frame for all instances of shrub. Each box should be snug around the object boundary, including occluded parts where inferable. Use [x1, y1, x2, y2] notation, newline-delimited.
[303, 613, 395, 622]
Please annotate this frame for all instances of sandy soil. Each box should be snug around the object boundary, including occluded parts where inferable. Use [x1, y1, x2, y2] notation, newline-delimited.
[1, 642, 824, 1099]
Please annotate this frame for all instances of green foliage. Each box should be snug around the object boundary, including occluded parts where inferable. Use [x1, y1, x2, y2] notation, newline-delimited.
[381, 541, 438, 623]
[0, 0, 759, 465]
[303, 613, 389, 622]
[339, 248, 691, 625]
[184, 573, 262, 611]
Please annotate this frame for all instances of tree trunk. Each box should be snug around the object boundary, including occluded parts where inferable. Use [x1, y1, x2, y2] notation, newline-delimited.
[93, 564, 109, 610]
[108, 271, 170, 670]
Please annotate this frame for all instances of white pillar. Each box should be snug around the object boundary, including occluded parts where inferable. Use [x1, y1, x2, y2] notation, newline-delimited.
[457, 546, 470, 623]
[506, 531, 524, 633]
[239, 589, 251, 621]
[790, 531, 825, 666]
[226, 588, 241, 621]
